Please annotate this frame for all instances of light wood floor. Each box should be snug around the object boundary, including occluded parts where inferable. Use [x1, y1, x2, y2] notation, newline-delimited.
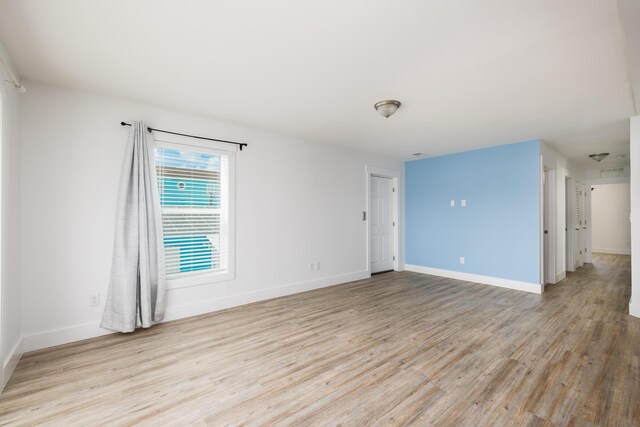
[1, 254, 638, 426]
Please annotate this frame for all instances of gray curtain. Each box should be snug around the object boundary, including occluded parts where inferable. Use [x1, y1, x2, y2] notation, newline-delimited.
[101, 122, 166, 333]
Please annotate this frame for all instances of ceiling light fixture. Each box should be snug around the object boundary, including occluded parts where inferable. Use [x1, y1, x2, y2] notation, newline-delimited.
[374, 100, 401, 118]
[588, 153, 609, 162]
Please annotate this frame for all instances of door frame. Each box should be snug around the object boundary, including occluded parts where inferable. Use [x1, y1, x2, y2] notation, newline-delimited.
[365, 165, 400, 276]
[584, 184, 593, 263]
[543, 168, 557, 284]
[566, 177, 575, 272]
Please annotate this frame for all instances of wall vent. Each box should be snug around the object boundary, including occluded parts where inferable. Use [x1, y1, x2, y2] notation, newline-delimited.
[599, 167, 625, 178]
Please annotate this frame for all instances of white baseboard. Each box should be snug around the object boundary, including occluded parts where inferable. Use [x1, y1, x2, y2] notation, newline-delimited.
[22, 270, 370, 353]
[593, 248, 631, 255]
[404, 265, 543, 294]
[555, 271, 566, 283]
[2, 337, 23, 392]
[23, 322, 113, 353]
[163, 270, 369, 321]
[630, 302, 640, 318]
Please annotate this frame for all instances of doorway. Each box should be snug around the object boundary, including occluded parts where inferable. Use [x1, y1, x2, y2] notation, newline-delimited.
[365, 166, 400, 275]
[591, 183, 631, 256]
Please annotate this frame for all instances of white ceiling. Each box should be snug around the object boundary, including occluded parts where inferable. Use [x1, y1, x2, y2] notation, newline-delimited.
[0, 0, 636, 167]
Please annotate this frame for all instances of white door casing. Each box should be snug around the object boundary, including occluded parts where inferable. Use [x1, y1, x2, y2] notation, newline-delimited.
[543, 169, 557, 284]
[575, 182, 582, 268]
[370, 175, 394, 273]
[566, 177, 575, 272]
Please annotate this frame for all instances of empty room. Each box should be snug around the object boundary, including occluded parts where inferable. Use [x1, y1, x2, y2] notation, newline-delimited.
[1, 0, 639, 425]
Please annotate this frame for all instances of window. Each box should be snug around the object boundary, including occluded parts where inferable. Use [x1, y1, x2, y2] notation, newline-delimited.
[155, 139, 234, 287]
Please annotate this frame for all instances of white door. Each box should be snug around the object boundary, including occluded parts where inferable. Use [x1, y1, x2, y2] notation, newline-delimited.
[566, 178, 574, 272]
[574, 182, 584, 268]
[370, 175, 394, 273]
[582, 183, 589, 262]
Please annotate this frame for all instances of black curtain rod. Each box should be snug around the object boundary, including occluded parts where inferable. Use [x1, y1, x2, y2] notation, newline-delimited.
[120, 122, 248, 151]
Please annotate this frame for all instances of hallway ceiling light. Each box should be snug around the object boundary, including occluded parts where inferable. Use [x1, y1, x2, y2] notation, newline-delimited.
[374, 100, 401, 118]
[588, 153, 609, 162]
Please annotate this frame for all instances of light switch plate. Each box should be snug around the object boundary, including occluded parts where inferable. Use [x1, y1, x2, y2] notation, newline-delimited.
[450, 200, 455, 207]
[461, 200, 466, 207]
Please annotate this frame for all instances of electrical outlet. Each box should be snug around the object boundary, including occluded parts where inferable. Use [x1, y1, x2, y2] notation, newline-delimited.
[316, 262, 320, 271]
[89, 294, 100, 307]
[459, 256, 465, 264]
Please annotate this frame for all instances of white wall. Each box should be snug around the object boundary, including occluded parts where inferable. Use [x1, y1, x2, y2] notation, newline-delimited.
[0, 73, 22, 390]
[540, 142, 583, 283]
[19, 81, 404, 351]
[630, 115, 640, 318]
[591, 183, 631, 255]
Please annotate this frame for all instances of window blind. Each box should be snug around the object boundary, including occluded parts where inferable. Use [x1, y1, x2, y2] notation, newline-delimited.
[155, 146, 229, 280]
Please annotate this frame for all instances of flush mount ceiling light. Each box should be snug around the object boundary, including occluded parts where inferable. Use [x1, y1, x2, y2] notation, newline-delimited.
[374, 100, 401, 118]
[589, 153, 609, 162]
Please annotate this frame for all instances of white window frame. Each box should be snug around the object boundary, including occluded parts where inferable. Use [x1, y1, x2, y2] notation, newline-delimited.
[154, 133, 236, 289]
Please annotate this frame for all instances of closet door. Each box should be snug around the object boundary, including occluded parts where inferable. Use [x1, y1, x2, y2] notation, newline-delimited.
[370, 176, 394, 273]
[574, 183, 583, 268]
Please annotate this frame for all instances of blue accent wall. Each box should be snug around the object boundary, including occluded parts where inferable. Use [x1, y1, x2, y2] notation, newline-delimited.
[406, 140, 541, 284]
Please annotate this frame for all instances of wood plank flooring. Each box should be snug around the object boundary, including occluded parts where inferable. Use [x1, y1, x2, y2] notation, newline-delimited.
[1, 254, 638, 426]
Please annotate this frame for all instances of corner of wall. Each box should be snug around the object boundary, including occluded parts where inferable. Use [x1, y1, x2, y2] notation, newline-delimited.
[630, 115, 640, 318]
[1, 336, 22, 392]
[1, 72, 24, 392]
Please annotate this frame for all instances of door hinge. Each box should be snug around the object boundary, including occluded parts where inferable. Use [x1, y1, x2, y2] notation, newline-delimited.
[393, 256, 396, 261]
[392, 187, 395, 192]
[393, 221, 396, 227]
